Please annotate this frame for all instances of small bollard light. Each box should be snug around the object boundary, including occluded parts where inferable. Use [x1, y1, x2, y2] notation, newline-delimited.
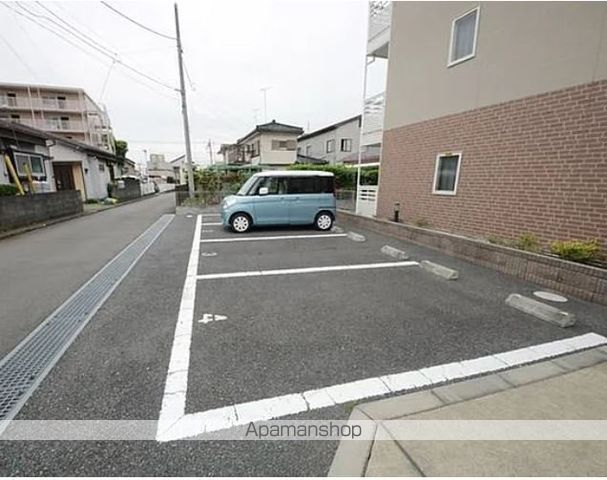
[393, 202, 400, 223]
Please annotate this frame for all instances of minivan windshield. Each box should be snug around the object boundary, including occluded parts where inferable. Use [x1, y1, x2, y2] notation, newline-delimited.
[236, 175, 259, 196]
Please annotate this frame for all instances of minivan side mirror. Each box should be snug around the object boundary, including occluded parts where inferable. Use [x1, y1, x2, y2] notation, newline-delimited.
[258, 187, 269, 196]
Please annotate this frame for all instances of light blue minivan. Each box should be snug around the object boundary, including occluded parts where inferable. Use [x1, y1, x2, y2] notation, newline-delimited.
[221, 170, 336, 233]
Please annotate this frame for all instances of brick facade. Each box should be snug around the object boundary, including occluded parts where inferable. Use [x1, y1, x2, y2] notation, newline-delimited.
[377, 80, 607, 255]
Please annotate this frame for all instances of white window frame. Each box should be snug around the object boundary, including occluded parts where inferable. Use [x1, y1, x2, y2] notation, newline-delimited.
[14, 153, 46, 178]
[432, 152, 462, 196]
[447, 6, 480, 67]
[326, 139, 335, 153]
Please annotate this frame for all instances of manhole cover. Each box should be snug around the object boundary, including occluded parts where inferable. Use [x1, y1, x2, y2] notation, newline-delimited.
[533, 291, 568, 303]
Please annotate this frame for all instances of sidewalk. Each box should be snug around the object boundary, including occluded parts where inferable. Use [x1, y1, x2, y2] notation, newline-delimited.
[329, 346, 607, 476]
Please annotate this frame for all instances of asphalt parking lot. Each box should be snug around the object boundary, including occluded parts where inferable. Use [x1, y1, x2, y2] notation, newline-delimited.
[1, 210, 606, 475]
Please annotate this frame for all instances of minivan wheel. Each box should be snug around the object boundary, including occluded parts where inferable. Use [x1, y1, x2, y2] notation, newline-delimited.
[231, 213, 251, 233]
[315, 212, 333, 231]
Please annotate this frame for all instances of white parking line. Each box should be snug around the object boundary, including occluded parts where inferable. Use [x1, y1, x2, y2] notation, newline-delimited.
[157, 214, 202, 437]
[201, 213, 220, 217]
[200, 233, 348, 243]
[156, 332, 607, 441]
[196, 261, 419, 280]
[201, 222, 222, 226]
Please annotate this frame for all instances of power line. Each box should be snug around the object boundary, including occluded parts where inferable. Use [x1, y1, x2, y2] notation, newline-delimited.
[35, 1, 119, 57]
[11, 2, 176, 91]
[1, 3, 179, 101]
[0, 30, 38, 78]
[100, 1, 176, 41]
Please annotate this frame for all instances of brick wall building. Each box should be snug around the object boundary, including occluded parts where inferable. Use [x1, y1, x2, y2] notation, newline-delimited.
[376, 2, 607, 254]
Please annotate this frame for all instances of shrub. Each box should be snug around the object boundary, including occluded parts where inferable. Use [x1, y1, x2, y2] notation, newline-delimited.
[550, 239, 601, 263]
[0, 184, 19, 196]
[513, 233, 541, 252]
[288, 164, 379, 189]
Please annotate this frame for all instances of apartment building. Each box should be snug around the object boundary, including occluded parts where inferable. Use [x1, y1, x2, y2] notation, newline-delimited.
[297, 115, 361, 164]
[375, 1, 607, 252]
[0, 82, 115, 153]
[236, 120, 303, 169]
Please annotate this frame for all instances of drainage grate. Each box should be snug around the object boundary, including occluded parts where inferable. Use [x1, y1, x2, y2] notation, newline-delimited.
[0, 214, 174, 423]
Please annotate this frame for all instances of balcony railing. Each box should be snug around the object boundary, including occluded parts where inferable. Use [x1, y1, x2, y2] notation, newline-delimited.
[16, 118, 85, 132]
[368, 1, 391, 57]
[361, 92, 385, 146]
[0, 95, 82, 111]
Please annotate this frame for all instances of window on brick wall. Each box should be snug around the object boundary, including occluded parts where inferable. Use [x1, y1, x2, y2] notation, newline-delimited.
[433, 153, 461, 195]
[448, 7, 479, 66]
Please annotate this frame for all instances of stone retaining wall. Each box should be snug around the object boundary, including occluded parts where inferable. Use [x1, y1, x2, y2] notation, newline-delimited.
[0, 191, 83, 231]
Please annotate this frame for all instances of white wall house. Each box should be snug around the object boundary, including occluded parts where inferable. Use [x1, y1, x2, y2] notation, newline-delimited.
[297, 115, 361, 164]
[1, 119, 116, 200]
[236, 120, 303, 169]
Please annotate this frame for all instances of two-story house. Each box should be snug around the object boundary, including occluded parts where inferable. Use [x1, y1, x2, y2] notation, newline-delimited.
[236, 120, 303, 169]
[297, 115, 361, 165]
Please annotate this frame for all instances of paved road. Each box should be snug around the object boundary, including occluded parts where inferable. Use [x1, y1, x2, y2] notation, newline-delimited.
[0, 193, 174, 358]
[0, 210, 605, 475]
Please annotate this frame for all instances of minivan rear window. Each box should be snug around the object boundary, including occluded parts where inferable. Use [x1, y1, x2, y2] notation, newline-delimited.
[287, 176, 334, 194]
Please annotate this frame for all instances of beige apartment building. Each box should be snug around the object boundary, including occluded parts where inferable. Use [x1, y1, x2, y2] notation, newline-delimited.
[373, 1, 607, 253]
[0, 82, 115, 153]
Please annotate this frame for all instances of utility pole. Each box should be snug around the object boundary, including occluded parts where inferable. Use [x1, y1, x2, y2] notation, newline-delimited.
[260, 86, 271, 123]
[174, 2, 195, 198]
[208, 139, 214, 166]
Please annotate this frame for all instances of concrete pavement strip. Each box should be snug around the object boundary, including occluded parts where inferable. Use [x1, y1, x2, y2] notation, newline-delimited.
[328, 346, 607, 477]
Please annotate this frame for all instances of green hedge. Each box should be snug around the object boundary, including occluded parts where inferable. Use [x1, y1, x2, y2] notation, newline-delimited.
[0, 184, 19, 196]
[287, 164, 378, 189]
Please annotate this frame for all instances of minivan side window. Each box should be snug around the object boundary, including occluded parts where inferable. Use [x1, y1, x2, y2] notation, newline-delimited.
[287, 176, 334, 194]
[256, 176, 287, 195]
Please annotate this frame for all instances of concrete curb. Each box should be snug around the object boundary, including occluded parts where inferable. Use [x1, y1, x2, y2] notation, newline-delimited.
[335, 209, 607, 305]
[381, 245, 409, 260]
[327, 409, 376, 477]
[505, 293, 576, 327]
[327, 347, 607, 477]
[347, 231, 366, 242]
[420, 260, 459, 280]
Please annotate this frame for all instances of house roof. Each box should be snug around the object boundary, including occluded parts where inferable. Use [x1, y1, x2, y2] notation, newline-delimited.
[51, 135, 118, 161]
[341, 151, 381, 165]
[0, 118, 51, 145]
[298, 115, 361, 141]
[295, 153, 329, 165]
[170, 154, 185, 164]
[237, 120, 303, 144]
[0, 119, 118, 161]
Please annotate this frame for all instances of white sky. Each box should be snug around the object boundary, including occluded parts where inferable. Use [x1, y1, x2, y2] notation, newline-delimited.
[0, 0, 383, 167]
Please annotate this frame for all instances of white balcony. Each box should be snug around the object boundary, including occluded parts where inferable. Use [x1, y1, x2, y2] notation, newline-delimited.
[0, 95, 82, 111]
[361, 92, 384, 146]
[367, 1, 391, 58]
